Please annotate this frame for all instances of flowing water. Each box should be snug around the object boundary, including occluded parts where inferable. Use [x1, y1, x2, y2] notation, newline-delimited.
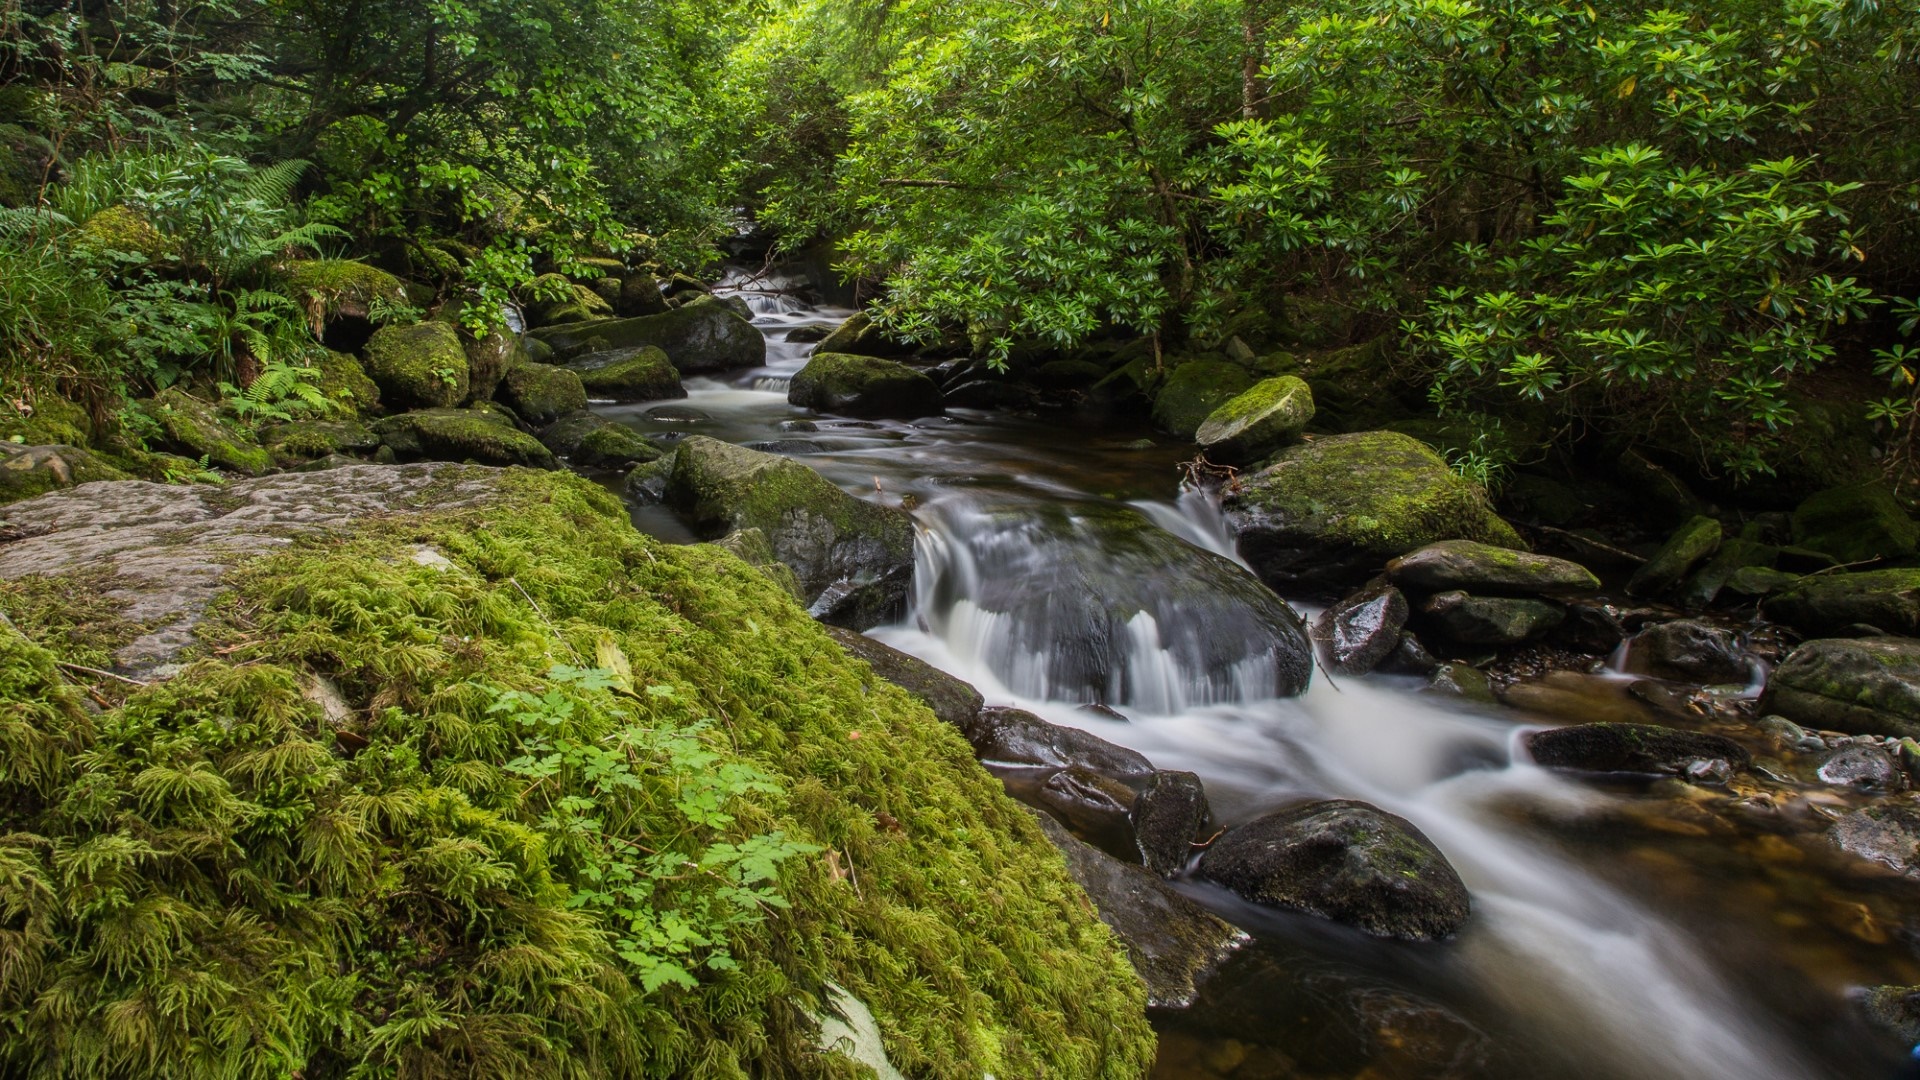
[598, 267, 1920, 1080]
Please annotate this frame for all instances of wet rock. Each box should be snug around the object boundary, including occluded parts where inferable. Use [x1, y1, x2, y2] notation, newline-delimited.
[1194, 376, 1314, 462]
[783, 325, 831, 346]
[744, 439, 824, 455]
[1313, 582, 1409, 675]
[816, 311, 915, 358]
[1861, 984, 1920, 1042]
[1622, 620, 1751, 685]
[1765, 569, 1920, 638]
[525, 296, 765, 371]
[1419, 591, 1564, 646]
[1224, 432, 1522, 591]
[1427, 663, 1495, 703]
[496, 361, 587, 426]
[538, 411, 663, 468]
[823, 625, 984, 731]
[1380, 631, 1440, 676]
[712, 527, 805, 600]
[1387, 539, 1599, 597]
[564, 346, 686, 402]
[1626, 515, 1721, 598]
[1553, 601, 1629, 654]
[1132, 770, 1210, 877]
[0, 443, 130, 505]
[136, 388, 273, 475]
[790, 352, 944, 419]
[1523, 722, 1751, 776]
[968, 706, 1155, 780]
[1036, 766, 1139, 852]
[1817, 744, 1905, 791]
[1761, 637, 1920, 738]
[1151, 361, 1254, 439]
[1758, 715, 1828, 754]
[665, 436, 915, 630]
[1028, 810, 1245, 1008]
[622, 453, 674, 505]
[460, 325, 518, 405]
[646, 404, 712, 423]
[1828, 802, 1920, 875]
[778, 419, 819, 432]
[371, 408, 560, 470]
[362, 321, 470, 410]
[1792, 483, 1917, 565]
[1199, 799, 1471, 941]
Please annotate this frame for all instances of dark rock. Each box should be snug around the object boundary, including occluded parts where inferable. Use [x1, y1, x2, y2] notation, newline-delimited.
[1828, 802, 1920, 875]
[622, 453, 674, 505]
[1818, 744, 1905, 791]
[1132, 770, 1210, 877]
[565, 346, 685, 402]
[1380, 631, 1440, 676]
[1792, 483, 1917, 565]
[1027, 810, 1245, 1009]
[816, 312, 915, 358]
[711, 527, 805, 600]
[1861, 984, 1920, 1042]
[1766, 569, 1920, 638]
[1761, 637, 1920, 738]
[1036, 766, 1140, 855]
[525, 296, 765, 371]
[496, 361, 587, 427]
[1622, 620, 1751, 685]
[943, 378, 1033, 410]
[783, 325, 831, 345]
[1199, 799, 1471, 941]
[1553, 601, 1629, 654]
[1680, 538, 1778, 608]
[1523, 722, 1751, 776]
[538, 411, 662, 468]
[1387, 540, 1598, 597]
[370, 408, 560, 470]
[1420, 591, 1564, 645]
[823, 625, 984, 731]
[1150, 361, 1254, 439]
[461, 326, 519, 404]
[1314, 582, 1409, 675]
[1724, 566, 1801, 598]
[1032, 359, 1107, 390]
[968, 706, 1154, 780]
[744, 439, 824, 455]
[1626, 516, 1721, 597]
[1427, 663, 1495, 702]
[646, 404, 712, 423]
[790, 353, 944, 419]
[778, 419, 819, 432]
[616, 274, 670, 317]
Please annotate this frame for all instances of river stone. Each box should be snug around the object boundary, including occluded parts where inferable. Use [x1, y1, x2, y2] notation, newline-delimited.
[1419, 591, 1564, 646]
[968, 706, 1154, 780]
[1828, 803, 1920, 876]
[1817, 744, 1905, 791]
[1132, 770, 1210, 877]
[816, 311, 915, 358]
[371, 408, 560, 470]
[1760, 637, 1920, 738]
[538, 411, 662, 469]
[1791, 483, 1918, 565]
[1027, 810, 1245, 1009]
[1862, 984, 1920, 1042]
[1524, 723, 1751, 776]
[1314, 582, 1408, 675]
[1765, 569, 1920, 637]
[1621, 620, 1750, 685]
[496, 361, 587, 427]
[0, 443, 130, 505]
[1151, 361, 1255, 439]
[136, 388, 273, 476]
[1199, 799, 1471, 941]
[1223, 431, 1522, 591]
[1626, 515, 1721, 598]
[565, 346, 685, 402]
[789, 353, 943, 419]
[617, 274, 670, 318]
[1035, 766, 1139, 855]
[664, 436, 915, 630]
[362, 321, 470, 410]
[823, 625, 984, 732]
[525, 296, 765, 371]
[1387, 539, 1598, 596]
[1194, 376, 1314, 462]
[261, 419, 381, 462]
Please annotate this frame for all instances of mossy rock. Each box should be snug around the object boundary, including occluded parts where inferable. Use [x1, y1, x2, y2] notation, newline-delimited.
[526, 296, 765, 372]
[823, 624, 984, 731]
[1387, 539, 1598, 596]
[1524, 722, 1752, 775]
[497, 361, 587, 427]
[816, 311, 916, 358]
[310, 350, 382, 416]
[712, 527, 806, 601]
[74, 205, 170, 262]
[361, 322, 470, 410]
[0, 391, 92, 448]
[1760, 637, 1920, 739]
[260, 418, 380, 463]
[1223, 430, 1523, 590]
[280, 259, 408, 341]
[0, 465, 1155, 1075]
[137, 388, 273, 476]
[565, 346, 685, 402]
[0, 443, 130, 505]
[789, 353, 943, 420]
[1766, 568, 1920, 637]
[1418, 590, 1564, 646]
[461, 327, 522, 405]
[521, 272, 614, 327]
[0, 123, 57, 207]
[1791, 484, 1918, 565]
[538, 410, 662, 469]
[1195, 375, 1314, 462]
[589, 276, 623, 308]
[1626, 515, 1722, 598]
[1149, 361, 1254, 439]
[370, 407, 559, 469]
[617, 274, 671, 317]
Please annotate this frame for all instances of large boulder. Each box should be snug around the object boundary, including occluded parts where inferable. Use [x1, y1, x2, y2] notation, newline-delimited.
[525, 296, 765, 371]
[0, 443, 130, 505]
[1223, 431, 1521, 591]
[311, 350, 382, 416]
[1791, 484, 1917, 565]
[362, 322, 470, 410]
[137, 388, 272, 475]
[1760, 637, 1920, 738]
[1765, 569, 1920, 637]
[1194, 376, 1314, 462]
[1198, 799, 1471, 941]
[1387, 540, 1598, 596]
[565, 346, 685, 402]
[789, 353, 943, 419]
[663, 436, 915, 629]
[1313, 581, 1409, 675]
[1524, 723, 1751, 776]
[1150, 361, 1254, 439]
[537, 411, 662, 469]
[371, 408, 559, 470]
[1625, 515, 1721, 598]
[496, 361, 587, 427]
[277, 259, 409, 351]
[824, 626, 984, 731]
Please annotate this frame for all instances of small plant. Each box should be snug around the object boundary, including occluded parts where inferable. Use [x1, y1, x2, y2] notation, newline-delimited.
[219, 359, 336, 426]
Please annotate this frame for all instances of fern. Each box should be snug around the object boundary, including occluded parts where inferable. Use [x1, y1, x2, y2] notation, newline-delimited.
[220, 360, 335, 425]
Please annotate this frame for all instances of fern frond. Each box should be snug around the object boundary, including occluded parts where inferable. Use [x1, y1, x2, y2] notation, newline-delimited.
[241, 159, 309, 209]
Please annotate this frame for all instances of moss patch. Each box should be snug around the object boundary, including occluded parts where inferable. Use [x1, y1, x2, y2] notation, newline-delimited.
[499, 361, 588, 426]
[372, 408, 559, 470]
[280, 259, 408, 335]
[362, 322, 471, 410]
[137, 388, 273, 476]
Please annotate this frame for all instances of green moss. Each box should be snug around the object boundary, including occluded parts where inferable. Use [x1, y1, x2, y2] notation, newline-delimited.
[74, 205, 170, 261]
[137, 388, 273, 476]
[0, 443, 132, 505]
[0, 390, 93, 447]
[498, 361, 588, 426]
[1149, 360, 1254, 439]
[0, 567, 149, 670]
[1194, 375, 1313, 460]
[0, 469, 1154, 1076]
[310, 350, 382, 415]
[362, 322, 471, 410]
[566, 346, 684, 402]
[788, 354, 942, 419]
[371, 408, 559, 469]
[1791, 483, 1918, 564]
[0, 123, 56, 207]
[280, 259, 408, 333]
[261, 418, 379, 462]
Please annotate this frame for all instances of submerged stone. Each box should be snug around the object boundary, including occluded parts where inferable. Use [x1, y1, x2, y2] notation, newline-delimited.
[1829, 803, 1920, 876]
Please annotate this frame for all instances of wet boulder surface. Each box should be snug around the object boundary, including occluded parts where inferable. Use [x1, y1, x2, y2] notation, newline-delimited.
[789, 352, 944, 419]
[1314, 581, 1410, 675]
[1524, 722, 1752, 777]
[1761, 637, 1920, 739]
[1387, 539, 1599, 596]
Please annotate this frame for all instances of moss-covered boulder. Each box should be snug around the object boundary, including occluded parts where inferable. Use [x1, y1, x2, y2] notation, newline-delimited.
[1791, 484, 1918, 565]
[1760, 637, 1920, 738]
[0, 443, 129, 505]
[1195, 375, 1313, 462]
[0, 123, 57, 206]
[1418, 590, 1564, 645]
[310, 350, 382, 416]
[1199, 799, 1470, 941]
[362, 322, 470, 410]
[789, 352, 943, 419]
[824, 624, 984, 731]
[1387, 539, 1598, 596]
[0, 465, 1154, 1075]
[461, 327, 521, 405]
[816, 311, 916, 358]
[74, 205, 170, 261]
[1150, 361, 1254, 439]
[371, 407, 559, 469]
[260, 418, 380, 463]
[280, 259, 408, 350]
[137, 388, 273, 475]
[0, 391, 93, 448]
[537, 410, 662, 469]
[1524, 722, 1752, 775]
[1766, 568, 1920, 637]
[617, 274, 671, 317]
[1223, 430, 1522, 591]
[565, 346, 685, 402]
[665, 436, 916, 629]
[526, 296, 765, 372]
[1626, 515, 1723, 598]
[520, 272, 613, 327]
[496, 361, 587, 427]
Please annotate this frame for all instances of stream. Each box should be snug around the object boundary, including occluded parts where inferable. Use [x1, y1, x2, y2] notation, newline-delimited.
[595, 269, 1918, 1079]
